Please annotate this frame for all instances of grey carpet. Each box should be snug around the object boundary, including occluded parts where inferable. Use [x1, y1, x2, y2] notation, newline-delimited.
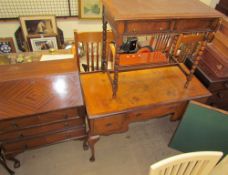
[0, 116, 180, 175]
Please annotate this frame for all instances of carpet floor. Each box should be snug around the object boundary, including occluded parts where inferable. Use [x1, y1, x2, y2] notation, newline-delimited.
[1, 116, 181, 175]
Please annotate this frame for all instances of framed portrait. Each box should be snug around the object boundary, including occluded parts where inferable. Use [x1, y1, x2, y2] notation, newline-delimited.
[28, 35, 59, 51]
[19, 16, 58, 41]
[79, 0, 102, 19]
[0, 38, 16, 54]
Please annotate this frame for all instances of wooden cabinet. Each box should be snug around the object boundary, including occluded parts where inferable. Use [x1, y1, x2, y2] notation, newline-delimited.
[0, 58, 87, 173]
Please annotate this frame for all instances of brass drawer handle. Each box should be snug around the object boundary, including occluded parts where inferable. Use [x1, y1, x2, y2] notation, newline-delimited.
[217, 92, 224, 99]
[105, 123, 113, 127]
[136, 113, 142, 117]
[224, 82, 228, 89]
[12, 122, 19, 128]
[64, 122, 69, 127]
[24, 144, 28, 149]
[64, 115, 69, 119]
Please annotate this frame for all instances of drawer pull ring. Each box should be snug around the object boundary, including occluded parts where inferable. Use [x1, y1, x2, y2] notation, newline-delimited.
[106, 123, 112, 127]
[12, 123, 19, 128]
[64, 115, 69, 119]
[224, 82, 228, 89]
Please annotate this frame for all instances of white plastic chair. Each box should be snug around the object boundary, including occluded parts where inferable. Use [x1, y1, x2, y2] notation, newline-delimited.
[149, 151, 223, 175]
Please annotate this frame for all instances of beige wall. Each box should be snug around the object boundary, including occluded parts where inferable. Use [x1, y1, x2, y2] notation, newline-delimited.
[0, 0, 218, 51]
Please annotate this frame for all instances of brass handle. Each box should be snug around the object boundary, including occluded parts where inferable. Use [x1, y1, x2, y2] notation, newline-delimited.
[64, 122, 69, 127]
[106, 123, 112, 127]
[136, 113, 142, 117]
[217, 92, 224, 99]
[224, 82, 228, 89]
[12, 122, 19, 128]
[64, 115, 68, 119]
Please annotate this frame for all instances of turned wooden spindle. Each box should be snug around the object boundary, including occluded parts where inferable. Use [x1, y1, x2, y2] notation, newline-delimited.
[167, 34, 179, 62]
[102, 5, 108, 71]
[185, 40, 207, 88]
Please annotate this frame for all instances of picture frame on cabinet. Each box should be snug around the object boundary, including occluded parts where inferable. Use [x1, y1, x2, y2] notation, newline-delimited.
[19, 16, 58, 41]
[79, 0, 102, 19]
[0, 37, 16, 53]
[28, 35, 59, 51]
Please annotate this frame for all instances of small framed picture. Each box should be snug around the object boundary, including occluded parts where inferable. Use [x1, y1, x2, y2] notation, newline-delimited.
[19, 16, 58, 41]
[0, 38, 16, 53]
[79, 0, 102, 19]
[28, 35, 59, 51]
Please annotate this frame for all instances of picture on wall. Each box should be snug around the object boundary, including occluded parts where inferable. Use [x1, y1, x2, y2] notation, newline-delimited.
[79, 0, 102, 19]
[28, 35, 59, 51]
[0, 38, 16, 53]
[20, 16, 58, 41]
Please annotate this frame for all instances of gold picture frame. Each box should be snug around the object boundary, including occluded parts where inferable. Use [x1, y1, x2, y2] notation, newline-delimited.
[19, 15, 58, 42]
[79, 0, 102, 19]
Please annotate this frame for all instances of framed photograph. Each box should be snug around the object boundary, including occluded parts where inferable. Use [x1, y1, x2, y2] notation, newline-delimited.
[79, 0, 102, 19]
[28, 35, 59, 51]
[0, 37, 16, 53]
[19, 16, 58, 41]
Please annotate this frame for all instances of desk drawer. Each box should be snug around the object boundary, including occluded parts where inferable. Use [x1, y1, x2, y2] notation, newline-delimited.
[0, 118, 84, 141]
[174, 18, 217, 32]
[3, 127, 86, 155]
[0, 108, 79, 133]
[92, 103, 177, 135]
[125, 20, 170, 34]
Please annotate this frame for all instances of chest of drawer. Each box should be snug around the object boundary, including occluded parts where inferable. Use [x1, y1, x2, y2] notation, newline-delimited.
[3, 127, 86, 155]
[0, 118, 84, 142]
[0, 108, 79, 133]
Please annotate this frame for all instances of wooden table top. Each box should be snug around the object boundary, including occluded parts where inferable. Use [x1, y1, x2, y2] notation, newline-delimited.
[0, 59, 84, 120]
[80, 66, 211, 118]
[102, 0, 223, 21]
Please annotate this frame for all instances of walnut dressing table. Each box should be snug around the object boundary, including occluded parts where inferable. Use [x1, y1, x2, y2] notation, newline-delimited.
[101, 0, 223, 97]
[81, 66, 211, 161]
[0, 58, 87, 174]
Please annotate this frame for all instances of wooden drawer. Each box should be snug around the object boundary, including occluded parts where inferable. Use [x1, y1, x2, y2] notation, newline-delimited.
[208, 90, 228, 105]
[126, 103, 177, 122]
[0, 108, 79, 133]
[208, 81, 228, 92]
[125, 20, 170, 34]
[3, 127, 86, 155]
[93, 114, 125, 135]
[174, 18, 217, 32]
[0, 118, 84, 142]
[93, 103, 177, 135]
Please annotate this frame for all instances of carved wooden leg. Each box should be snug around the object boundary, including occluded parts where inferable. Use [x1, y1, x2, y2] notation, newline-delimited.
[88, 135, 100, 162]
[7, 157, 20, 169]
[0, 147, 15, 175]
[83, 134, 89, 151]
[102, 5, 108, 71]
